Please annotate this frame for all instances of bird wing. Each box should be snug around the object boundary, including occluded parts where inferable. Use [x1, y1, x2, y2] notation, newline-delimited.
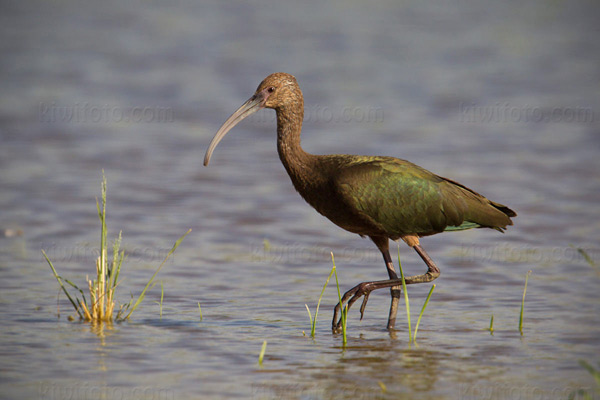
[332, 157, 513, 237]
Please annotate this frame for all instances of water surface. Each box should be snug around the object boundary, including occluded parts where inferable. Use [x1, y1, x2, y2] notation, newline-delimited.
[1, 0, 599, 399]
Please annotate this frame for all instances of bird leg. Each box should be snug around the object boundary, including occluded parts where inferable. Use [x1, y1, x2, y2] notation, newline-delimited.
[375, 236, 402, 330]
[332, 242, 440, 333]
[344, 236, 401, 331]
[385, 261, 401, 331]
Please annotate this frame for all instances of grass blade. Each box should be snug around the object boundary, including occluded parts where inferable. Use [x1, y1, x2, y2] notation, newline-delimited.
[414, 284, 435, 341]
[110, 232, 123, 288]
[569, 244, 596, 268]
[332, 253, 347, 345]
[305, 304, 313, 333]
[309, 265, 335, 338]
[258, 340, 267, 366]
[397, 244, 412, 342]
[44, 173, 189, 324]
[123, 229, 191, 320]
[154, 281, 164, 318]
[579, 360, 600, 386]
[578, 248, 596, 267]
[42, 250, 84, 319]
[489, 314, 494, 334]
[519, 270, 532, 335]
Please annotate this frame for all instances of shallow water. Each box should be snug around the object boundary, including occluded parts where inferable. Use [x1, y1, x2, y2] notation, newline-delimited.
[1, 0, 599, 399]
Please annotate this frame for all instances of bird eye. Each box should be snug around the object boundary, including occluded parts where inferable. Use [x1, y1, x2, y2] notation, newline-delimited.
[267, 86, 275, 93]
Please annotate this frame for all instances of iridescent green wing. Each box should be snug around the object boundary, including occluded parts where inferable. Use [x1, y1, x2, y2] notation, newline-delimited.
[333, 156, 513, 236]
[332, 157, 463, 236]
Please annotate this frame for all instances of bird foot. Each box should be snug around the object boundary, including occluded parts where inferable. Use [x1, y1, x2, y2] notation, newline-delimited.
[332, 282, 371, 333]
[331, 269, 440, 333]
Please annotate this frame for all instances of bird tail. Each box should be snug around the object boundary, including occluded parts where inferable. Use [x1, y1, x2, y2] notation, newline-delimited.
[491, 201, 517, 218]
[440, 177, 517, 233]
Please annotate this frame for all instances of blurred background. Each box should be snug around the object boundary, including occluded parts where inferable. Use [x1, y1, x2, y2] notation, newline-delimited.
[1, 0, 599, 399]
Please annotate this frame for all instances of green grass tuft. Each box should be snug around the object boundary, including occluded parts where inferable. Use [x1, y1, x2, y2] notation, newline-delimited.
[393, 243, 436, 343]
[519, 270, 532, 335]
[305, 264, 335, 338]
[154, 281, 164, 319]
[122, 228, 191, 320]
[43, 171, 190, 323]
[263, 239, 271, 252]
[258, 340, 268, 366]
[568, 360, 600, 399]
[580, 250, 596, 267]
[332, 252, 347, 346]
[397, 245, 412, 342]
[414, 284, 435, 341]
[579, 360, 600, 386]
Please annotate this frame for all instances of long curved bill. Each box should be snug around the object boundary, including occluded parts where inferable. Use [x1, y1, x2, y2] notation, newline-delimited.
[204, 95, 264, 166]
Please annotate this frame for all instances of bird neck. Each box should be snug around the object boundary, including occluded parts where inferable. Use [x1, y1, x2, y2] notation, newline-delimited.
[275, 105, 319, 188]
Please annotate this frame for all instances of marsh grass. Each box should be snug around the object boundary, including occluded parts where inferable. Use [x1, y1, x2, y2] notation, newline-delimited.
[568, 244, 596, 268]
[414, 284, 435, 340]
[263, 239, 271, 252]
[154, 281, 164, 319]
[305, 250, 435, 344]
[488, 314, 494, 334]
[305, 264, 335, 338]
[396, 244, 435, 343]
[568, 361, 600, 399]
[331, 253, 348, 345]
[258, 340, 268, 366]
[396, 246, 412, 341]
[579, 360, 600, 386]
[519, 270, 532, 335]
[198, 302, 203, 321]
[579, 249, 596, 267]
[44, 172, 190, 323]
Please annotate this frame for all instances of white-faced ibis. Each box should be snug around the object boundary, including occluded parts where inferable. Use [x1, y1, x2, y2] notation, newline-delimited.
[204, 72, 516, 332]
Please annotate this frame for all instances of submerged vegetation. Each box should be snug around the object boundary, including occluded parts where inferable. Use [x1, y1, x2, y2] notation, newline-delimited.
[519, 270, 532, 335]
[332, 253, 348, 345]
[258, 340, 268, 366]
[304, 250, 437, 344]
[414, 284, 436, 340]
[396, 245, 436, 343]
[44, 172, 190, 323]
[302, 247, 536, 342]
[569, 360, 600, 399]
[305, 264, 335, 338]
[155, 281, 164, 319]
[570, 244, 597, 269]
[304, 253, 348, 344]
[397, 246, 412, 341]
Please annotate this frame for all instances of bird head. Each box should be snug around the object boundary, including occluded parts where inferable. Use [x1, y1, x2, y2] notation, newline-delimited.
[256, 72, 302, 110]
[204, 73, 301, 166]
